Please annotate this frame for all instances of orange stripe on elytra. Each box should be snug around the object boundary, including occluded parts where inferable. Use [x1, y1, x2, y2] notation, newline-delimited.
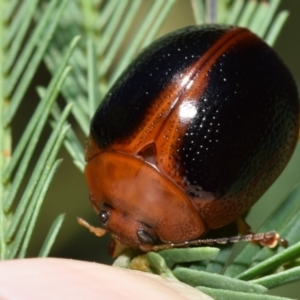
[110, 28, 258, 159]
[155, 28, 259, 187]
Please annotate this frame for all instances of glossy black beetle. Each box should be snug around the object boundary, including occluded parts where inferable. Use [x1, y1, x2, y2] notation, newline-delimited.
[84, 25, 299, 252]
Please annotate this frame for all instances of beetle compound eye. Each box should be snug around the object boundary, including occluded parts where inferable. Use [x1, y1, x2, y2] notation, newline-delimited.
[99, 209, 110, 225]
[137, 229, 156, 245]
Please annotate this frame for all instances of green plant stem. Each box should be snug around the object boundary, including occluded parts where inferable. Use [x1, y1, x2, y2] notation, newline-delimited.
[198, 286, 293, 300]
[107, 0, 164, 86]
[252, 266, 300, 289]
[100, 0, 141, 76]
[3, 36, 80, 184]
[4, 67, 72, 243]
[38, 213, 66, 257]
[18, 159, 64, 258]
[140, 0, 176, 49]
[236, 242, 300, 280]
[0, 0, 6, 260]
[5, 0, 68, 125]
[4, 0, 39, 71]
[190, 0, 206, 24]
[87, 38, 99, 118]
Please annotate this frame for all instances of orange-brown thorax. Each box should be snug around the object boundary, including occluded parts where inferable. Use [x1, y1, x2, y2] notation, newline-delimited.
[85, 150, 205, 247]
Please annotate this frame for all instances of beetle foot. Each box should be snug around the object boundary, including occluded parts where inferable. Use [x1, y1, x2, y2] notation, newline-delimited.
[255, 232, 287, 248]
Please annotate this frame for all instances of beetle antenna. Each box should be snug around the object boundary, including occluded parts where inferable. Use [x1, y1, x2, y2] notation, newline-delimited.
[150, 231, 285, 252]
[77, 217, 107, 237]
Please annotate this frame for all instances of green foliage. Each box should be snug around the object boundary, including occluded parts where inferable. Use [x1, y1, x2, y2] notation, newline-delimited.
[0, 0, 299, 299]
[113, 185, 300, 300]
[0, 0, 77, 259]
[191, 0, 289, 46]
[43, 0, 176, 172]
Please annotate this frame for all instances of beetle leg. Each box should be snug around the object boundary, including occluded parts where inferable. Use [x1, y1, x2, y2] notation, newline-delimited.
[235, 218, 287, 248]
[235, 217, 252, 234]
[150, 230, 284, 251]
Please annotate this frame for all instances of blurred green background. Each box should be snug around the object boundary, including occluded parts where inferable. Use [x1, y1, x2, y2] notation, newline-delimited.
[17, 0, 300, 297]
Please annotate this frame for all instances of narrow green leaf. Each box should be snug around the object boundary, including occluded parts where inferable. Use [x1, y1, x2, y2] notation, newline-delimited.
[255, 0, 281, 38]
[197, 286, 293, 300]
[4, 67, 72, 211]
[96, 0, 118, 30]
[4, 35, 80, 181]
[64, 135, 85, 168]
[87, 38, 100, 118]
[5, 0, 68, 124]
[189, 260, 208, 272]
[77, 97, 90, 116]
[5, 103, 72, 243]
[140, 0, 176, 50]
[223, 0, 244, 24]
[216, 0, 231, 24]
[237, 0, 257, 27]
[245, 202, 300, 272]
[17, 104, 71, 257]
[248, 2, 269, 34]
[66, 0, 83, 24]
[44, 36, 90, 133]
[236, 242, 300, 281]
[81, 0, 97, 35]
[3, 0, 19, 22]
[47, 113, 85, 170]
[48, 81, 89, 135]
[258, 220, 300, 265]
[99, 0, 142, 76]
[252, 266, 300, 289]
[205, 244, 233, 274]
[205, 0, 218, 23]
[108, 0, 165, 85]
[7, 120, 70, 259]
[147, 252, 177, 279]
[265, 11, 289, 46]
[39, 213, 66, 257]
[73, 160, 85, 172]
[225, 185, 300, 277]
[158, 247, 219, 268]
[4, 0, 39, 71]
[5, 0, 62, 96]
[174, 267, 267, 293]
[97, 0, 128, 56]
[18, 159, 64, 258]
[190, 0, 206, 24]
[0, 0, 6, 260]
[48, 35, 87, 94]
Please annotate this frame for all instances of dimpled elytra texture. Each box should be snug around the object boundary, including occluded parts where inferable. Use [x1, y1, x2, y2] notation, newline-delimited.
[86, 25, 299, 248]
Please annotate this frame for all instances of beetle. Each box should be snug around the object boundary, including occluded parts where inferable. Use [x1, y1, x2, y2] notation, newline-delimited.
[84, 25, 299, 252]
